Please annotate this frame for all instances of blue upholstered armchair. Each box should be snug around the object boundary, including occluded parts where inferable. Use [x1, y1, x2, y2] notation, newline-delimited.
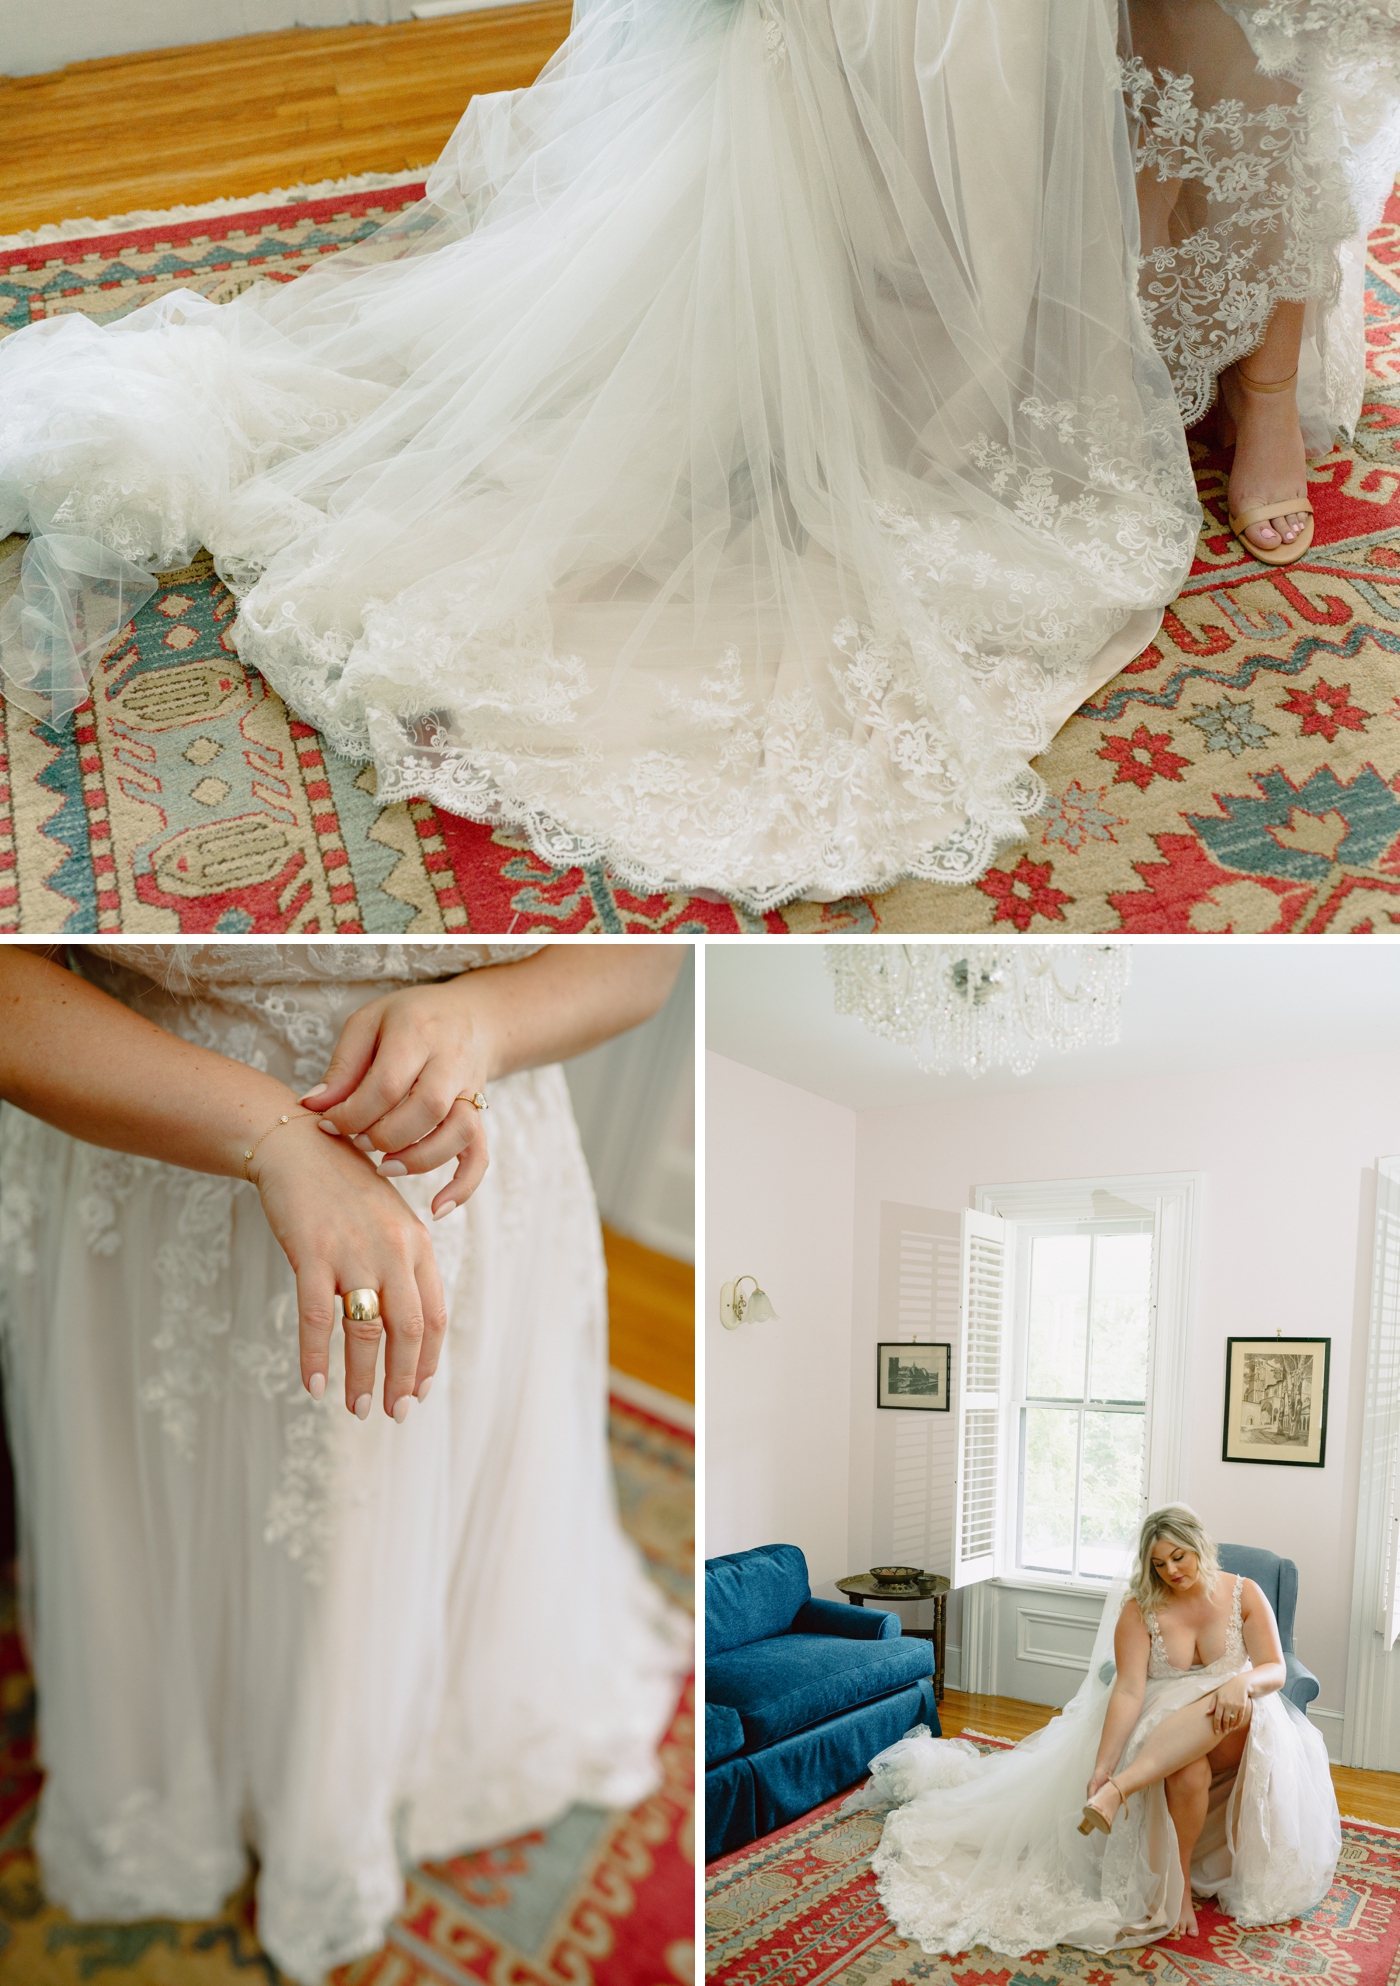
[1218, 1541, 1319, 1712]
[705, 1543, 940, 1862]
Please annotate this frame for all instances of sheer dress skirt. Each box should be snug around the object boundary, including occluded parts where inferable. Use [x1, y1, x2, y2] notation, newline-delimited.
[0, 957, 687, 1985]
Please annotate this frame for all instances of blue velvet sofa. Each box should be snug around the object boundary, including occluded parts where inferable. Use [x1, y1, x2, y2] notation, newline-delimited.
[706, 1543, 940, 1862]
[1218, 1542, 1318, 1711]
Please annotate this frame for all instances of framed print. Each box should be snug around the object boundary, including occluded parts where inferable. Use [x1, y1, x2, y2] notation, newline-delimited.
[1222, 1337, 1330, 1467]
[878, 1341, 951, 1411]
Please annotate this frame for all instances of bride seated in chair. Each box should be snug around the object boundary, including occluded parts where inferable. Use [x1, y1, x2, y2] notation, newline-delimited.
[856, 1505, 1339, 1955]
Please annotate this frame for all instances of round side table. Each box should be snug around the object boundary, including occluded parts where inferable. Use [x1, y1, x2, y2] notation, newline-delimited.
[835, 1573, 949, 1702]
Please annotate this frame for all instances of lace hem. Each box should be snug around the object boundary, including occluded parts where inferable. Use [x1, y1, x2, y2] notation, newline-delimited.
[1126, 4, 1400, 430]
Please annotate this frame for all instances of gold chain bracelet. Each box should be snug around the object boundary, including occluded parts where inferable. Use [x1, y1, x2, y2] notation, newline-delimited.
[243, 1109, 318, 1181]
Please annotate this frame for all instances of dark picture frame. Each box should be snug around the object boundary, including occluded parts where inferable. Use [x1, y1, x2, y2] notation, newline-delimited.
[877, 1341, 951, 1412]
[1222, 1336, 1330, 1468]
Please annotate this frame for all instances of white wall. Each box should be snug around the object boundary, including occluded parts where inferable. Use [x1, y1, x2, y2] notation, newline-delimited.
[1, 0, 523, 77]
[848, 1048, 1396, 1739]
[706, 1053, 855, 1594]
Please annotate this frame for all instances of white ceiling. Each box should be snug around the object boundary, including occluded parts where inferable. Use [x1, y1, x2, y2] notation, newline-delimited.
[705, 941, 1400, 1111]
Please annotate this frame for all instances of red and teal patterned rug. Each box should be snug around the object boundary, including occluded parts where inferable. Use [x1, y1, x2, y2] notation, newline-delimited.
[706, 1733, 1400, 1986]
[0, 1393, 693, 1986]
[3, 173, 1399, 933]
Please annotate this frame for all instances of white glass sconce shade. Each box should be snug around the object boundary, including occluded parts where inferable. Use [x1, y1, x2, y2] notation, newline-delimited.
[719, 1276, 778, 1329]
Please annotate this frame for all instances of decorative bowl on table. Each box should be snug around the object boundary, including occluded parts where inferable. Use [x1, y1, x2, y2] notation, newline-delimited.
[869, 1565, 923, 1588]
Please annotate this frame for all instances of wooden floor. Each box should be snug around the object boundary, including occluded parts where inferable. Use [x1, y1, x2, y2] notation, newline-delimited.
[603, 1227, 694, 1407]
[1, 4, 572, 234]
[941, 1687, 1400, 1830]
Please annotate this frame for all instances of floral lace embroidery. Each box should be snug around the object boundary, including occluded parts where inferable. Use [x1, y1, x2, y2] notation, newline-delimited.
[0, 1106, 52, 1279]
[1124, 55, 1356, 423]
[270, 388, 1199, 913]
[1144, 1574, 1245, 1679]
[141, 1173, 236, 1460]
[1125, 4, 1400, 429]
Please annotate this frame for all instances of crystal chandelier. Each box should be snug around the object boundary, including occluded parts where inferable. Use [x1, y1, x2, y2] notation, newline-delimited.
[825, 945, 1130, 1079]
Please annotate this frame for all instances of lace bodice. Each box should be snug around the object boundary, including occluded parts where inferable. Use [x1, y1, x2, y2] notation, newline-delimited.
[1144, 1574, 1246, 1681]
[76, 943, 540, 992]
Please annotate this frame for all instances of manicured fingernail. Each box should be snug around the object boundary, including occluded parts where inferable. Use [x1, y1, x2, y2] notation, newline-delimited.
[417, 1376, 433, 1402]
[317, 1120, 341, 1135]
[433, 1202, 454, 1221]
[353, 1393, 371, 1419]
[308, 1372, 326, 1400]
[300, 1083, 328, 1101]
[393, 1395, 411, 1424]
[353, 1134, 374, 1153]
[380, 1160, 407, 1177]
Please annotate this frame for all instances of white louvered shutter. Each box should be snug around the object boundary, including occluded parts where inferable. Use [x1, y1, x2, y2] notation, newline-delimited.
[1375, 1167, 1400, 1647]
[876, 1204, 960, 1581]
[952, 1208, 1010, 1590]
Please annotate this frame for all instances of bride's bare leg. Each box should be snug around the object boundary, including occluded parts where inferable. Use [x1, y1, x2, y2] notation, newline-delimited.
[1085, 1695, 1250, 1828]
[1163, 1757, 1210, 1937]
[1218, 300, 1310, 552]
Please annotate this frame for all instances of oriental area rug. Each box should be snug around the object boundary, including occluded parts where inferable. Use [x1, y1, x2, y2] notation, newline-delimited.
[0, 1393, 694, 1986]
[706, 1733, 1400, 1986]
[2, 171, 1400, 933]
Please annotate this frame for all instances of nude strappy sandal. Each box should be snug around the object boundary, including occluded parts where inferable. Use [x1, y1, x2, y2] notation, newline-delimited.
[1078, 1777, 1126, 1836]
[1225, 368, 1314, 568]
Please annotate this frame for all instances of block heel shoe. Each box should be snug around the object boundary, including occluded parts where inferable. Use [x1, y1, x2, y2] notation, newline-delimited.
[1078, 1777, 1126, 1836]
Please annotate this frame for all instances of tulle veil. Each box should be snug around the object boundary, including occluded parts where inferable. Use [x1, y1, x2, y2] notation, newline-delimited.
[845, 1560, 1185, 1955]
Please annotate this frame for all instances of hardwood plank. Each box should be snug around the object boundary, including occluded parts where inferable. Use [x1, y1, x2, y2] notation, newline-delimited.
[603, 1227, 694, 1407]
[940, 1686, 1400, 1831]
[1, 6, 573, 233]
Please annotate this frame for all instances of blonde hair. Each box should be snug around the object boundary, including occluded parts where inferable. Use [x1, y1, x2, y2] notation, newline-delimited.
[1128, 1505, 1219, 1614]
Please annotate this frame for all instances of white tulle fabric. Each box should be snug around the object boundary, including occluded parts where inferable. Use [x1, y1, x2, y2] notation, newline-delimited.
[852, 1573, 1339, 1955]
[0, 3, 1394, 906]
[0, 0, 1205, 909]
[0, 944, 688, 1986]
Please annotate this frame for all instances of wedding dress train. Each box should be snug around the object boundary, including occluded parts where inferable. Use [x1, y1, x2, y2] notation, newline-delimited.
[851, 1574, 1339, 1955]
[0, 944, 688, 1985]
[0, 3, 1395, 907]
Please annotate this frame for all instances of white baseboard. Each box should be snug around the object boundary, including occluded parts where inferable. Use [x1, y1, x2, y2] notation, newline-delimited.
[608, 1366, 693, 1433]
[1308, 1705, 1344, 1761]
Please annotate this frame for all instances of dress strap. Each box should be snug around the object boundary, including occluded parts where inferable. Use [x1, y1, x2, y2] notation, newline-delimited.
[1228, 1573, 1244, 1652]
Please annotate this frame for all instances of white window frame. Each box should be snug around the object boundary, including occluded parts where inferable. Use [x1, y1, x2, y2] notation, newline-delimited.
[969, 1172, 1200, 1598]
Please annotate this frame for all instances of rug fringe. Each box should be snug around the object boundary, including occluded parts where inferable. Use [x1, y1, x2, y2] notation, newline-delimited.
[0, 168, 430, 250]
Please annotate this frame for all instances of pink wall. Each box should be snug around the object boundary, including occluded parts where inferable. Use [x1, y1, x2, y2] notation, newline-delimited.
[849, 1049, 1397, 1720]
[706, 1054, 855, 1587]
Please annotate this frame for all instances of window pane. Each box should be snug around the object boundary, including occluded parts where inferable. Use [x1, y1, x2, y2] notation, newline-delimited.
[1079, 1411, 1145, 1577]
[1026, 1235, 1089, 1400]
[1021, 1406, 1078, 1572]
[1088, 1233, 1152, 1402]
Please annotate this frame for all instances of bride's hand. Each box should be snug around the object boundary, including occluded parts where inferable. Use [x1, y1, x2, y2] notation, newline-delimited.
[298, 980, 493, 1221]
[1209, 1676, 1251, 1738]
[252, 1117, 447, 1417]
[1086, 1767, 1112, 1799]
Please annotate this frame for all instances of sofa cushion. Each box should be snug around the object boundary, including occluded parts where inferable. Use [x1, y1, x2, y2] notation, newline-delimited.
[706, 1700, 746, 1767]
[707, 1631, 934, 1751]
[705, 1544, 810, 1657]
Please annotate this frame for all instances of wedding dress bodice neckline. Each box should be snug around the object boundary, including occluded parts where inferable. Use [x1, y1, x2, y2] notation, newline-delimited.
[1143, 1574, 1245, 1681]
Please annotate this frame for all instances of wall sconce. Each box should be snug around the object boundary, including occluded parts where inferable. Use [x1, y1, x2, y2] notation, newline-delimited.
[719, 1276, 779, 1330]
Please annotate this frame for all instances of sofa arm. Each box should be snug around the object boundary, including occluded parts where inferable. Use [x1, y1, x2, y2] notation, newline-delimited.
[791, 1597, 900, 1640]
[1284, 1651, 1319, 1713]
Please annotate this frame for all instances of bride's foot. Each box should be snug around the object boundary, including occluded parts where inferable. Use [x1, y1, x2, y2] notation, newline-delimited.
[1078, 1779, 1124, 1834]
[1171, 1894, 1199, 1939]
[1218, 364, 1311, 557]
